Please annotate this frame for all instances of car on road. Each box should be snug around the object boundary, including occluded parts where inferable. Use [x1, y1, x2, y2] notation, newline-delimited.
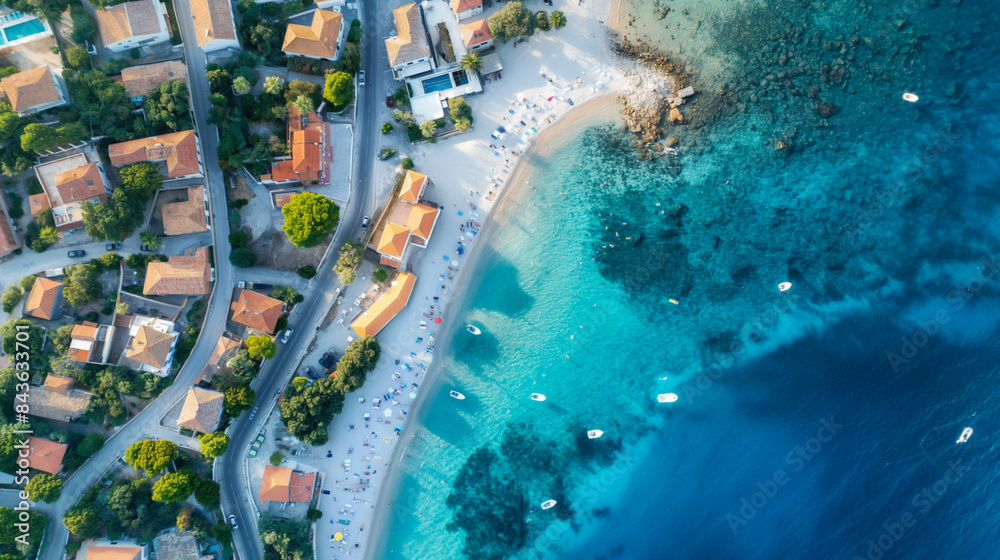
[105, 243, 121, 251]
[67, 250, 86, 258]
[361, 216, 370, 230]
[358, 70, 365, 86]
[229, 515, 238, 530]
[281, 328, 294, 344]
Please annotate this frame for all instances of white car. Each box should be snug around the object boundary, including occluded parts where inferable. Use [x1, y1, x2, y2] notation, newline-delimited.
[229, 515, 238, 530]
[281, 328, 294, 343]
[358, 70, 366, 86]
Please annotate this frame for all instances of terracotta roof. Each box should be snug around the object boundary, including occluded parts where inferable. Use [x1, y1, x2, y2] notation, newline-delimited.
[282, 9, 342, 59]
[274, 192, 294, 208]
[191, 0, 237, 47]
[96, 0, 162, 45]
[351, 272, 417, 337]
[72, 322, 99, 341]
[261, 108, 324, 183]
[161, 186, 207, 235]
[230, 289, 284, 334]
[197, 333, 241, 383]
[461, 19, 492, 46]
[143, 247, 211, 295]
[83, 546, 144, 560]
[54, 163, 106, 205]
[29, 193, 51, 216]
[177, 387, 224, 433]
[108, 130, 199, 178]
[26, 437, 67, 475]
[24, 277, 63, 320]
[26, 386, 92, 423]
[398, 170, 428, 203]
[451, 0, 482, 13]
[0, 66, 63, 113]
[258, 465, 316, 502]
[405, 203, 439, 242]
[126, 325, 176, 368]
[385, 3, 430, 66]
[121, 60, 188, 98]
[377, 222, 410, 260]
[43, 375, 74, 395]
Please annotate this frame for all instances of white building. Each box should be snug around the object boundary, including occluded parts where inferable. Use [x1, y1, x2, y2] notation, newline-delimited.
[95, 0, 171, 53]
[191, 0, 240, 52]
[450, 0, 483, 21]
[385, 2, 435, 80]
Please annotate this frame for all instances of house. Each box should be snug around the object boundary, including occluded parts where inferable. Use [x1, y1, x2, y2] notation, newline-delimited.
[351, 272, 417, 337]
[0, 195, 19, 258]
[120, 316, 178, 376]
[230, 290, 284, 334]
[120, 60, 188, 103]
[398, 170, 429, 203]
[375, 202, 440, 269]
[195, 333, 241, 384]
[190, 0, 240, 52]
[24, 277, 64, 320]
[450, 0, 483, 20]
[95, 0, 170, 53]
[26, 436, 68, 475]
[143, 247, 212, 295]
[161, 186, 208, 235]
[282, 9, 344, 61]
[258, 464, 316, 503]
[25, 376, 93, 423]
[177, 386, 224, 433]
[108, 130, 202, 180]
[460, 19, 493, 52]
[273, 192, 295, 209]
[152, 532, 199, 560]
[68, 321, 117, 364]
[260, 107, 324, 185]
[385, 3, 434, 80]
[32, 155, 112, 232]
[0, 66, 69, 116]
[79, 541, 147, 560]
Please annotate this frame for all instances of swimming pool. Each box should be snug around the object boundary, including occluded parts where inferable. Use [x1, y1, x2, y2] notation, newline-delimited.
[2, 18, 45, 43]
[421, 73, 454, 94]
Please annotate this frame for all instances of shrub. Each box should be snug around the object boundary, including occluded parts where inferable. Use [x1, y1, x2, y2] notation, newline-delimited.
[297, 265, 316, 279]
[229, 231, 249, 248]
[382, 123, 393, 134]
[26, 177, 43, 195]
[270, 451, 284, 465]
[401, 158, 414, 170]
[229, 248, 257, 268]
[66, 46, 90, 69]
[535, 11, 550, 31]
[129, 48, 140, 59]
[232, 198, 250, 209]
[373, 268, 388, 283]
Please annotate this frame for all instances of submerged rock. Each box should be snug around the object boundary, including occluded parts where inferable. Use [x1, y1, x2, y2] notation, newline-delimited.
[815, 101, 840, 119]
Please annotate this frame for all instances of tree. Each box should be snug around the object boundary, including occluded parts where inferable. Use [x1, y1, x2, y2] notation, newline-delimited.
[420, 120, 437, 139]
[0, 319, 45, 357]
[66, 46, 90, 69]
[291, 377, 308, 392]
[145, 80, 192, 133]
[20, 123, 57, 152]
[382, 123, 393, 134]
[448, 97, 473, 124]
[0, 286, 22, 313]
[195, 479, 221, 509]
[25, 473, 62, 503]
[232, 76, 252, 95]
[152, 471, 197, 503]
[176, 506, 194, 531]
[284, 80, 320, 109]
[263, 75, 284, 95]
[18, 275, 37, 292]
[140, 231, 163, 251]
[211, 522, 232, 544]
[82, 187, 146, 241]
[123, 439, 178, 477]
[63, 263, 102, 307]
[535, 11, 550, 31]
[269, 451, 284, 466]
[246, 335, 277, 360]
[331, 337, 381, 393]
[373, 268, 388, 283]
[71, 6, 98, 45]
[401, 157, 414, 170]
[0, 104, 24, 143]
[392, 109, 416, 126]
[455, 118, 472, 132]
[292, 94, 314, 116]
[270, 285, 303, 305]
[198, 432, 230, 458]
[323, 72, 354, 110]
[120, 162, 163, 198]
[279, 377, 346, 445]
[40, 226, 60, 244]
[550, 11, 567, 29]
[229, 230, 249, 247]
[459, 53, 482, 73]
[52, 323, 76, 354]
[281, 192, 339, 247]
[76, 433, 105, 458]
[229, 248, 258, 268]
[487, 1, 535, 43]
[63, 507, 99, 539]
[333, 241, 364, 284]
[297, 265, 316, 279]
[224, 385, 256, 415]
[116, 302, 131, 315]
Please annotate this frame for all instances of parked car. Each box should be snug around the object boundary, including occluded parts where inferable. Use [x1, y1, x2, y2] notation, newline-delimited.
[322, 490, 331, 495]
[358, 70, 366, 86]
[105, 243, 121, 251]
[281, 328, 294, 344]
[305, 367, 317, 379]
[67, 250, 86, 258]
[361, 216, 370, 230]
[386, 95, 395, 108]
[140, 243, 154, 252]
[319, 355, 333, 369]
[248, 448, 258, 457]
[229, 515, 239, 530]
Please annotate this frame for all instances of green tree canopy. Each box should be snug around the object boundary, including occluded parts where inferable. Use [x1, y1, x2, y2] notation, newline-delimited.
[281, 192, 339, 247]
[224, 385, 256, 416]
[195, 479, 221, 509]
[152, 471, 197, 503]
[62, 507, 99, 539]
[459, 53, 482, 73]
[145, 80, 192, 133]
[0, 286, 22, 314]
[270, 285, 303, 305]
[76, 433, 105, 458]
[25, 473, 62, 503]
[70, 6, 98, 44]
[333, 241, 364, 284]
[18, 274, 37, 292]
[487, 1, 536, 43]
[331, 336, 381, 393]
[52, 323, 76, 354]
[66, 46, 90, 69]
[323, 71, 354, 110]
[284, 80, 321, 109]
[123, 439, 177, 477]
[63, 262, 102, 307]
[279, 377, 345, 445]
[246, 335, 277, 360]
[0, 319, 45, 357]
[21, 122, 88, 152]
[229, 248, 258, 268]
[550, 10, 567, 29]
[198, 432, 230, 458]
[119, 161, 164, 198]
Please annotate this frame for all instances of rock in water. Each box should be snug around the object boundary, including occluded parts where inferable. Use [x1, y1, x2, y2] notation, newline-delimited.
[669, 107, 684, 123]
[815, 101, 840, 119]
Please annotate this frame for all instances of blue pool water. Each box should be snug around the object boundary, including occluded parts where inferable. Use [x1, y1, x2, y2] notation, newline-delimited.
[421, 73, 454, 94]
[377, 0, 1000, 558]
[3, 18, 45, 43]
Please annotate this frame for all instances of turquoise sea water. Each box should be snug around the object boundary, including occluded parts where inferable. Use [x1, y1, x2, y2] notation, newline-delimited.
[378, 0, 1000, 558]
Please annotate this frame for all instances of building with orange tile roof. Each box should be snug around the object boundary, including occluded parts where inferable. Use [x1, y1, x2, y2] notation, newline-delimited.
[69, 321, 116, 364]
[230, 289, 285, 334]
[196, 333, 241, 384]
[190, 0, 239, 52]
[121, 60, 188, 102]
[258, 464, 316, 502]
[144, 247, 212, 295]
[43, 375, 75, 394]
[282, 9, 344, 60]
[32, 155, 112, 232]
[0, 66, 68, 115]
[460, 18, 493, 51]
[385, 3, 434, 80]
[0, 194, 19, 258]
[450, 0, 483, 20]
[273, 192, 296, 208]
[351, 272, 417, 337]
[27, 379, 93, 423]
[120, 316, 177, 375]
[80, 542, 147, 560]
[177, 387, 224, 433]
[108, 130, 202, 180]
[398, 170, 429, 203]
[24, 277, 64, 320]
[374, 170, 440, 268]
[376, 222, 411, 268]
[260, 107, 325, 185]
[405, 203, 440, 244]
[26, 436, 68, 475]
[95, 0, 170, 53]
[161, 186, 208, 235]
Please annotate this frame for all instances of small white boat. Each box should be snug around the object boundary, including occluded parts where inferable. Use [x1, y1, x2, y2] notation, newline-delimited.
[956, 427, 973, 444]
[657, 393, 678, 403]
[902, 92, 919, 103]
[587, 430, 604, 439]
[530, 393, 546, 402]
[778, 282, 792, 292]
[540, 500, 557, 510]
[449, 390, 465, 400]
[466, 324, 481, 335]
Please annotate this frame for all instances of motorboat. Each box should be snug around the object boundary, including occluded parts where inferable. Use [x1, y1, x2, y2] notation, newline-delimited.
[902, 92, 919, 102]
[587, 430, 604, 439]
[779, 282, 792, 292]
[957, 427, 973, 444]
[466, 324, 481, 335]
[449, 390, 465, 400]
[657, 393, 678, 403]
[530, 393, 547, 401]
[540, 500, 557, 510]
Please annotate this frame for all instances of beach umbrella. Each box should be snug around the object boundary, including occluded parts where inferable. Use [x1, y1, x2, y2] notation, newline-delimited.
[334, 533, 343, 542]
[434, 317, 442, 323]
[384, 408, 393, 417]
[409, 392, 417, 399]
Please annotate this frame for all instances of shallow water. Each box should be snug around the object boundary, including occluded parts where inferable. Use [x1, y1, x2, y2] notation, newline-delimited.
[377, 0, 1000, 558]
